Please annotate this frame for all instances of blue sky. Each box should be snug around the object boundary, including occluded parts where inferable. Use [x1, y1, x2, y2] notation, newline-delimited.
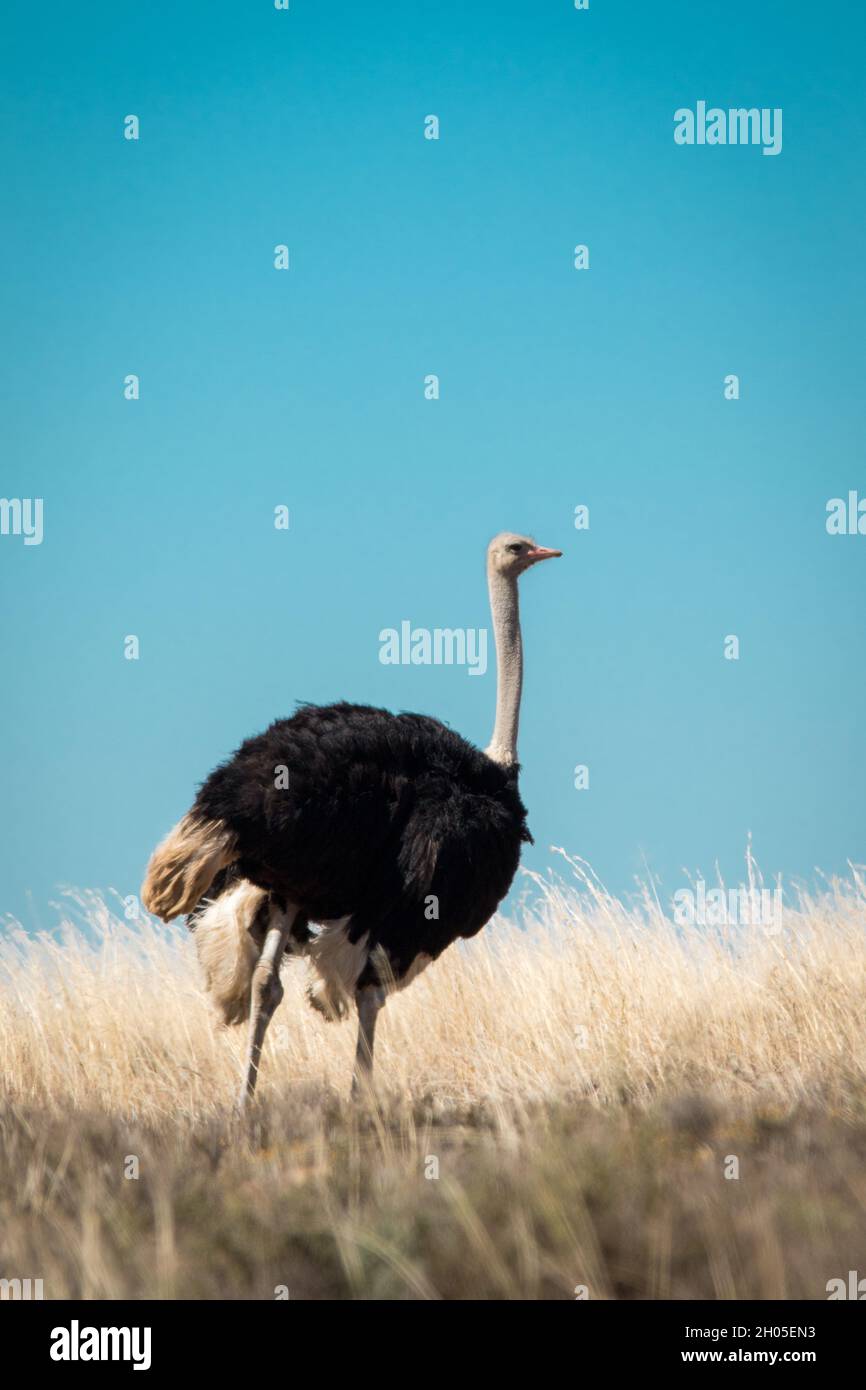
[2, 1, 864, 927]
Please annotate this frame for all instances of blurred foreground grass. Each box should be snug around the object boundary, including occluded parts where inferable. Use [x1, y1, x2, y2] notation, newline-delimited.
[1, 1092, 865, 1300]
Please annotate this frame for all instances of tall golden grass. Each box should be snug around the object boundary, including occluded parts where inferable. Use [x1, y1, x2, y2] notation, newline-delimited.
[3, 852, 865, 1121]
[2, 854, 865, 1299]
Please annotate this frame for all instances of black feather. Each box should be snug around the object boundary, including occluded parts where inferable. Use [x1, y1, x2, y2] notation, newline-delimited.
[192, 702, 530, 984]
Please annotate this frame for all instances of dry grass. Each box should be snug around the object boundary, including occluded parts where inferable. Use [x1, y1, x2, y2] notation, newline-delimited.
[4, 853, 866, 1120]
[1, 853, 866, 1298]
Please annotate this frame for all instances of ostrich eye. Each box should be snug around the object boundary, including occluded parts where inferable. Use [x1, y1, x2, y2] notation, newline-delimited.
[507, 543, 523, 554]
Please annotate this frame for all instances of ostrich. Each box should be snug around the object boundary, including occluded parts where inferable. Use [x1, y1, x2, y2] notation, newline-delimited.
[141, 532, 561, 1104]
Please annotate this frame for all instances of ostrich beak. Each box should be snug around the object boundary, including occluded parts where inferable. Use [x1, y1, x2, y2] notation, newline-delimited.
[527, 545, 562, 562]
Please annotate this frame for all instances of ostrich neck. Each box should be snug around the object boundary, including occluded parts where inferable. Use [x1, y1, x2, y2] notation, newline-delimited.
[484, 569, 523, 766]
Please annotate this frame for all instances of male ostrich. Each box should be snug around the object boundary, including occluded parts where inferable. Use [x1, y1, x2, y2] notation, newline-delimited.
[142, 532, 561, 1104]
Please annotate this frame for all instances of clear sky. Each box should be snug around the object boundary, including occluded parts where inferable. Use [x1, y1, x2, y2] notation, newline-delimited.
[2, 1, 864, 927]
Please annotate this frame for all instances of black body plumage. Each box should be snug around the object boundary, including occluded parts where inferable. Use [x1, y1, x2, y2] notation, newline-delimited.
[192, 701, 531, 987]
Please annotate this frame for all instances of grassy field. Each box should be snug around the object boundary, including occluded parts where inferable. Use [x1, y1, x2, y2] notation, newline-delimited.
[1, 854, 865, 1299]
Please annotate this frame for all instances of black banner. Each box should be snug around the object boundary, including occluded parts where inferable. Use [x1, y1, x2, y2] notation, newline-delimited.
[2, 1297, 860, 1375]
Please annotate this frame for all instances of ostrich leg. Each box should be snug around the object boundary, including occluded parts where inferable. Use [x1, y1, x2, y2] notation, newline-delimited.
[351, 983, 386, 1098]
[237, 901, 296, 1112]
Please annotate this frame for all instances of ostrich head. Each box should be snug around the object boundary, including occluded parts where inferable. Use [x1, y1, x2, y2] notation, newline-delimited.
[487, 532, 562, 577]
[484, 531, 561, 766]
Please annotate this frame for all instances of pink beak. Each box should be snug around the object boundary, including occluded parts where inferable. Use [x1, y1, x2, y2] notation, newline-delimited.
[527, 545, 563, 562]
